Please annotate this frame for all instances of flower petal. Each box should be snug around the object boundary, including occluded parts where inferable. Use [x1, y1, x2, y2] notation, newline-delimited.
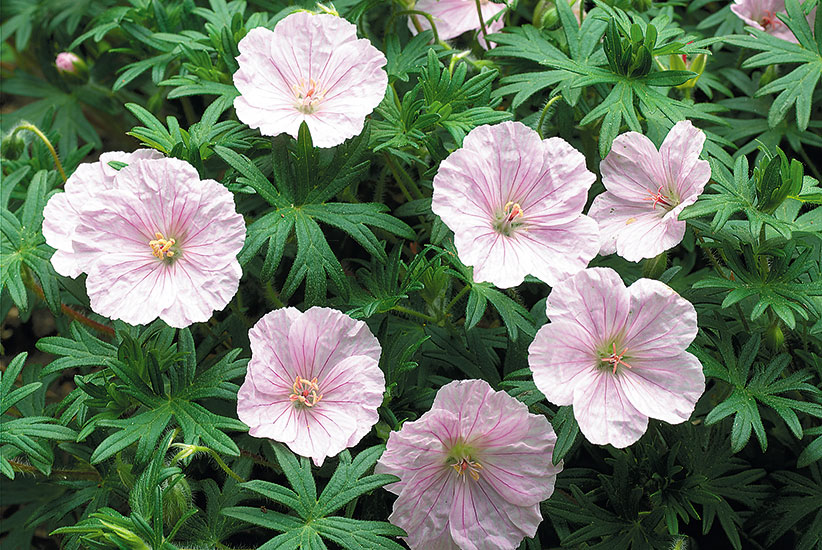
[618, 352, 705, 424]
[545, 267, 631, 340]
[572, 369, 649, 448]
[600, 131, 666, 203]
[624, 278, 698, 356]
[529, 320, 598, 406]
[659, 120, 710, 201]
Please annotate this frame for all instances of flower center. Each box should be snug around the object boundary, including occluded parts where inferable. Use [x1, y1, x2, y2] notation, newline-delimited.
[451, 457, 483, 481]
[446, 440, 483, 481]
[760, 10, 782, 30]
[600, 342, 633, 374]
[493, 201, 525, 236]
[644, 185, 675, 211]
[293, 78, 326, 114]
[289, 376, 322, 407]
[149, 232, 177, 260]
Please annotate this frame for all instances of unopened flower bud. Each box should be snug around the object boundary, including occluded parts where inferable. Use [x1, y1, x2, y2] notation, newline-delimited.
[1, 133, 25, 160]
[534, 1, 560, 30]
[55, 52, 83, 74]
[765, 322, 784, 351]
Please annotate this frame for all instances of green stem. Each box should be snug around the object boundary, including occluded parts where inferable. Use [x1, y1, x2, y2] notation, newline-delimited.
[392, 10, 441, 44]
[12, 123, 67, 182]
[474, 0, 489, 43]
[536, 95, 563, 139]
[444, 285, 470, 315]
[391, 305, 437, 323]
[171, 444, 245, 483]
[797, 146, 822, 181]
[693, 230, 751, 333]
[383, 152, 425, 200]
[8, 460, 102, 481]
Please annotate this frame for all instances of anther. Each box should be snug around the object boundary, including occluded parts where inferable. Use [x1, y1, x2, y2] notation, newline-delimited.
[290, 376, 322, 407]
[149, 232, 176, 259]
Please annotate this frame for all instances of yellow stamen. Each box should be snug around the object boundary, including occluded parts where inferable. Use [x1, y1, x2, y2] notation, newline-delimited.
[290, 376, 322, 407]
[149, 232, 176, 259]
[452, 457, 483, 481]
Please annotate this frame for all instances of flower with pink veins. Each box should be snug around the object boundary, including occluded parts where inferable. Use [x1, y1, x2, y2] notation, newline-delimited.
[237, 307, 385, 466]
[431, 121, 600, 288]
[42, 155, 246, 328]
[528, 267, 705, 448]
[233, 11, 388, 148]
[731, 0, 816, 43]
[409, 0, 506, 49]
[588, 120, 710, 262]
[376, 379, 562, 550]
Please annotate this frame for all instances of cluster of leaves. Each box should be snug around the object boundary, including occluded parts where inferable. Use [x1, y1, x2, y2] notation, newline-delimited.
[1, 0, 822, 549]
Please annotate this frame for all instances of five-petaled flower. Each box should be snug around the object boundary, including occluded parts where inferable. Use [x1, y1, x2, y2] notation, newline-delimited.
[237, 307, 385, 466]
[233, 11, 388, 148]
[409, 0, 507, 49]
[528, 267, 705, 448]
[730, 0, 816, 43]
[431, 121, 600, 288]
[42, 153, 246, 328]
[376, 379, 562, 550]
[588, 120, 711, 262]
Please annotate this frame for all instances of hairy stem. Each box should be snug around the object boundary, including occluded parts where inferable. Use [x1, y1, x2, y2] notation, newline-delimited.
[12, 123, 67, 182]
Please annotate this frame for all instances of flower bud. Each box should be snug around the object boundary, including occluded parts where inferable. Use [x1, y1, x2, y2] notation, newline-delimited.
[765, 322, 784, 351]
[1, 133, 25, 160]
[163, 475, 193, 527]
[55, 52, 83, 74]
[533, 1, 560, 30]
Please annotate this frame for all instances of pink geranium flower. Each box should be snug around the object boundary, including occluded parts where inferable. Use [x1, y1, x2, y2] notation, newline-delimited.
[431, 121, 600, 288]
[42, 155, 245, 328]
[410, 0, 506, 49]
[588, 120, 710, 262]
[233, 12, 388, 148]
[376, 379, 562, 550]
[528, 267, 705, 448]
[730, 0, 815, 43]
[237, 307, 385, 466]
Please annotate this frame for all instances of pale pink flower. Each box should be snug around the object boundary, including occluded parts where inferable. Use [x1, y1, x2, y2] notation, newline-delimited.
[588, 120, 710, 262]
[528, 267, 705, 448]
[376, 379, 562, 550]
[42, 155, 245, 328]
[55, 52, 82, 73]
[237, 307, 385, 466]
[431, 121, 600, 288]
[409, 0, 506, 49]
[233, 12, 388, 148]
[730, 0, 815, 43]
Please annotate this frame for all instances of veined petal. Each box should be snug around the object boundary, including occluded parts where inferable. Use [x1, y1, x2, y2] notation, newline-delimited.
[572, 370, 649, 448]
[618, 352, 705, 424]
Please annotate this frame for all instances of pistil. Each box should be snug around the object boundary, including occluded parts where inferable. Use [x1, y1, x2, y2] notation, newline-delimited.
[451, 457, 483, 481]
[601, 342, 633, 374]
[494, 201, 525, 236]
[645, 185, 673, 210]
[293, 78, 326, 114]
[290, 376, 322, 407]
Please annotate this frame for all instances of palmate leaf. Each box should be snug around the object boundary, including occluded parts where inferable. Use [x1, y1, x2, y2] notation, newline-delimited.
[0, 169, 61, 314]
[216, 125, 415, 305]
[223, 443, 404, 550]
[754, 468, 822, 550]
[0, 353, 78, 478]
[692, 241, 822, 329]
[488, 6, 722, 155]
[724, 0, 822, 130]
[47, 325, 248, 465]
[694, 334, 822, 453]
